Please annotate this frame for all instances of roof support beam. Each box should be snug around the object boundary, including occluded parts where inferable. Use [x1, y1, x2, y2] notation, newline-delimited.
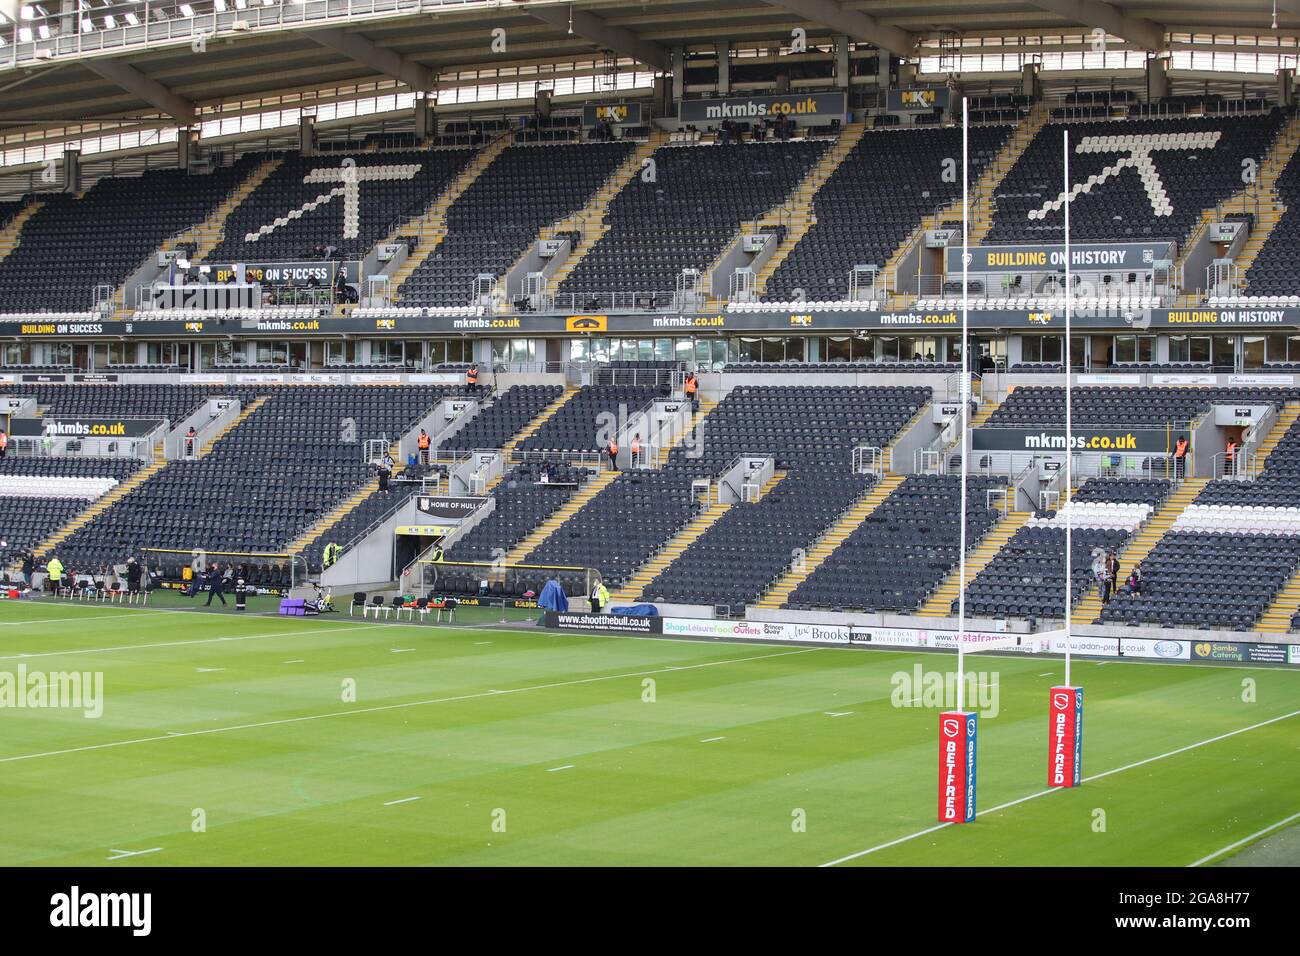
[81, 58, 195, 124]
[305, 27, 434, 91]
[757, 0, 915, 59]
[522, 5, 670, 72]
[1025, 0, 1165, 51]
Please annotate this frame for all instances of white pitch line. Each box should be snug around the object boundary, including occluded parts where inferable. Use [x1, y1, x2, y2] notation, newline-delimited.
[106, 847, 163, 861]
[820, 708, 1300, 867]
[0, 614, 138, 627]
[390, 648, 416, 654]
[196, 667, 225, 673]
[0, 622, 387, 662]
[1186, 809, 1300, 867]
[282, 659, 305, 664]
[547, 765, 575, 772]
[0, 647, 821, 765]
[824, 711, 854, 717]
[383, 796, 421, 806]
[701, 736, 725, 743]
[1038, 672, 1055, 677]
[474, 641, 493, 645]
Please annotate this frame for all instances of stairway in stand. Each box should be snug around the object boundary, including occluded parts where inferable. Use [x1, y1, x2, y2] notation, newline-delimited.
[543, 129, 667, 295]
[0, 199, 42, 264]
[387, 132, 515, 302]
[504, 471, 618, 564]
[610, 470, 785, 605]
[1071, 477, 1209, 626]
[748, 121, 869, 296]
[756, 473, 903, 609]
[915, 510, 1032, 617]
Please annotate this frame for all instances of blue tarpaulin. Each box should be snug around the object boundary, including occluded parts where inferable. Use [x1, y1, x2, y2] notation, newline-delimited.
[538, 578, 569, 612]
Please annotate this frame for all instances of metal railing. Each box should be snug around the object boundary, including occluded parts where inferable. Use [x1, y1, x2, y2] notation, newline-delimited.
[3, 0, 476, 70]
[853, 445, 886, 478]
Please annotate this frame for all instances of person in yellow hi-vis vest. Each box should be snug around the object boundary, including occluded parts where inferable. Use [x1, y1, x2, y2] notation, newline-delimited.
[45, 555, 64, 595]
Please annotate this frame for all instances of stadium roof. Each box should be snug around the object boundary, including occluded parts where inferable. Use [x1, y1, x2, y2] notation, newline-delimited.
[1, 1, 1298, 130]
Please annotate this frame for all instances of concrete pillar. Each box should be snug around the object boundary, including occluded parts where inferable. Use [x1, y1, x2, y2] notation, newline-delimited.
[1278, 68, 1295, 109]
[413, 94, 434, 141]
[834, 35, 850, 89]
[61, 148, 80, 194]
[877, 53, 892, 90]
[1021, 62, 1041, 102]
[298, 115, 316, 157]
[672, 44, 686, 112]
[716, 41, 730, 96]
[1146, 54, 1169, 102]
[897, 62, 917, 88]
[176, 128, 194, 169]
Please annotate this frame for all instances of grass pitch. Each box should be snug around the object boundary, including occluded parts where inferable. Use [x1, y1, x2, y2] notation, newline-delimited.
[1, 597, 1298, 866]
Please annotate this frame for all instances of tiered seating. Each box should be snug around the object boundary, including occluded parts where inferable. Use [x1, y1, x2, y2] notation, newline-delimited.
[964, 525, 1129, 619]
[527, 385, 927, 591]
[1245, 147, 1300, 296]
[783, 475, 1006, 611]
[398, 142, 635, 307]
[0, 157, 265, 314]
[446, 461, 597, 564]
[763, 125, 1009, 302]
[724, 361, 959, 373]
[985, 385, 1299, 426]
[17, 383, 217, 424]
[0, 456, 144, 569]
[963, 484, 1166, 619]
[209, 149, 474, 263]
[1100, 532, 1300, 630]
[986, 113, 1285, 245]
[438, 385, 563, 452]
[519, 385, 660, 453]
[300, 462, 444, 573]
[58, 386, 445, 566]
[560, 140, 828, 297]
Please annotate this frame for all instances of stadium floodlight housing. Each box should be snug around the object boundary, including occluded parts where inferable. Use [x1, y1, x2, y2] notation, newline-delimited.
[19, 4, 34, 19]
[124, 11, 136, 24]
[179, 2, 193, 15]
[214, 0, 225, 10]
[17, 25, 31, 41]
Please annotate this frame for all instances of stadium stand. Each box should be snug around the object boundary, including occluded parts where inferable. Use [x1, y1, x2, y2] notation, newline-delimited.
[782, 474, 1007, 611]
[1243, 146, 1300, 297]
[519, 384, 660, 453]
[208, 148, 475, 263]
[986, 112, 1286, 246]
[762, 125, 1010, 302]
[437, 385, 565, 453]
[444, 461, 599, 564]
[984, 385, 1300, 426]
[0, 157, 265, 313]
[397, 141, 636, 307]
[559, 140, 829, 301]
[528, 384, 928, 593]
[55, 385, 446, 570]
[0, 456, 145, 570]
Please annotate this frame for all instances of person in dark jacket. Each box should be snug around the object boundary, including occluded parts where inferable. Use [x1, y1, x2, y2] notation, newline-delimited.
[125, 557, 142, 596]
[205, 563, 227, 606]
[20, 552, 34, 588]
